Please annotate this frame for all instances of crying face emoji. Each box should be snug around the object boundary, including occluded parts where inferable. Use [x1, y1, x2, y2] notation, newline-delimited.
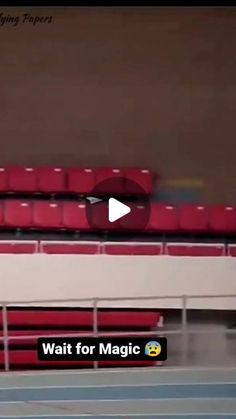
[145, 341, 161, 357]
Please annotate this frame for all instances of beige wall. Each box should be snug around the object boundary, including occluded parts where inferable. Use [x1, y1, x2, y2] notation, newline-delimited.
[0, 254, 235, 310]
[0, 8, 236, 202]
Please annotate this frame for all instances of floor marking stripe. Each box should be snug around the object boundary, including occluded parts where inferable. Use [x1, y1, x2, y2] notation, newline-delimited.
[0, 397, 235, 404]
[2, 366, 236, 377]
[0, 381, 235, 390]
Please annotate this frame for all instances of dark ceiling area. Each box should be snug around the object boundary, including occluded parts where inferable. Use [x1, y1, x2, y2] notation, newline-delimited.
[0, 8, 235, 202]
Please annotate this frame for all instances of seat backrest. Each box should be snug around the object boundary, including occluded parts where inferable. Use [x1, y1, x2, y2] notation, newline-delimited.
[33, 201, 62, 228]
[67, 168, 95, 194]
[62, 202, 91, 230]
[36, 167, 65, 193]
[147, 203, 178, 232]
[0, 168, 7, 192]
[179, 204, 209, 232]
[95, 168, 125, 194]
[209, 206, 236, 233]
[7, 167, 37, 192]
[4, 200, 33, 227]
[124, 168, 154, 195]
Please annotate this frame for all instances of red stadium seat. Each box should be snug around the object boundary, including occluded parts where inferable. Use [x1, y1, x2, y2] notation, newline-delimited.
[147, 204, 178, 232]
[104, 243, 137, 255]
[62, 202, 91, 230]
[33, 201, 62, 229]
[179, 205, 209, 232]
[0, 309, 161, 329]
[0, 202, 4, 226]
[120, 203, 146, 231]
[95, 168, 125, 194]
[4, 200, 33, 228]
[0, 350, 4, 366]
[99, 311, 161, 328]
[0, 241, 37, 254]
[209, 206, 236, 233]
[67, 168, 95, 194]
[166, 242, 225, 256]
[228, 245, 236, 257]
[120, 243, 162, 255]
[40, 241, 100, 254]
[0, 307, 163, 370]
[36, 167, 65, 193]
[1, 310, 93, 328]
[90, 202, 120, 231]
[124, 168, 154, 195]
[7, 167, 37, 192]
[0, 168, 7, 192]
[104, 242, 163, 255]
[89, 201, 109, 230]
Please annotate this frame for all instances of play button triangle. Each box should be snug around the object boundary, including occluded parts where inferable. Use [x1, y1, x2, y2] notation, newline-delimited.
[108, 198, 131, 223]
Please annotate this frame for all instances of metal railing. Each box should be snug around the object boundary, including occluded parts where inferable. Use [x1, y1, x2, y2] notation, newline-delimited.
[1, 293, 236, 372]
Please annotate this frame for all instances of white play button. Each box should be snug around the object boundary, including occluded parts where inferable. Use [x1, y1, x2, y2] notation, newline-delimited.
[108, 198, 131, 223]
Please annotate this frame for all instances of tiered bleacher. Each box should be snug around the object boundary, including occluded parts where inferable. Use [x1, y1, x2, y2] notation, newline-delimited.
[0, 166, 234, 236]
[0, 165, 234, 371]
[0, 166, 234, 255]
[0, 308, 163, 370]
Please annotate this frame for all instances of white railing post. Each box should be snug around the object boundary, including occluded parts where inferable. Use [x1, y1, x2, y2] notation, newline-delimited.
[2, 304, 10, 372]
[93, 298, 98, 369]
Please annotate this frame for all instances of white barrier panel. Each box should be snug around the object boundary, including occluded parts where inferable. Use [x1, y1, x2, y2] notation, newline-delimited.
[0, 255, 236, 310]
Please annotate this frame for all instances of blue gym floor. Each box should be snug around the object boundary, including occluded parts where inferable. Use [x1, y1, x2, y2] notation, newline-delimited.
[0, 367, 235, 418]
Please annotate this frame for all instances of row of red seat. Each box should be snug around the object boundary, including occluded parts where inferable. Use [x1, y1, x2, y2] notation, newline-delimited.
[0, 310, 161, 328]
[0, 240, 235, 256]
[0, 309, 161, 369]
[0, 167, 154, 195]
[0, 200, 236, 233]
